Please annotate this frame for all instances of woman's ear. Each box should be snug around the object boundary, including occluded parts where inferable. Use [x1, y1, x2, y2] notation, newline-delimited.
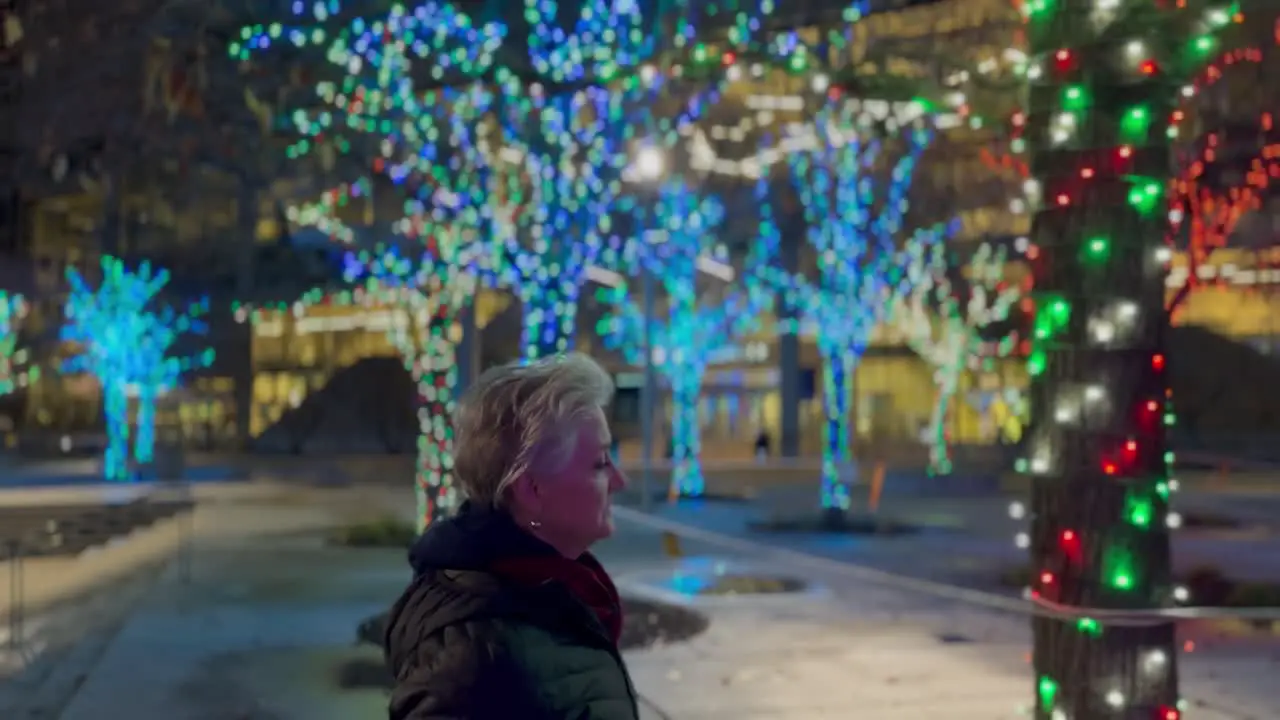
[506, 472, 543, 515]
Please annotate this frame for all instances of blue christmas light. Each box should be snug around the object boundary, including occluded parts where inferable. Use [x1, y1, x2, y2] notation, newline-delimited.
[62, 257, 213, 481]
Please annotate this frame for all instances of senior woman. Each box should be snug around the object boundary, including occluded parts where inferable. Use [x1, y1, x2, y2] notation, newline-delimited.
[384, 353, 636, 719]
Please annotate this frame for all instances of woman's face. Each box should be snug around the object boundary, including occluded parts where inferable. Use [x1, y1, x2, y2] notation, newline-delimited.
[531, 405, 628, 555]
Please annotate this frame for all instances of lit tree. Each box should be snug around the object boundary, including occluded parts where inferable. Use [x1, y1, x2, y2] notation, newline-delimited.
[895, 240, 1024, 474]
[0, 293, 38, 396]
[755, 104, 951, 517]
[595, 180, 769, 498]
[236, 1, 743, 361]
[1166, 139, 1280, 315]
[62, 257, 213, 481]
[1015, 1, 1250, 714]
[233, 3, 510, 526]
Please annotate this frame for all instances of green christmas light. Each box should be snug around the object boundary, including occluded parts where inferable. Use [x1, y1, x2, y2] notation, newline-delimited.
[1081, 236, 1111, 264]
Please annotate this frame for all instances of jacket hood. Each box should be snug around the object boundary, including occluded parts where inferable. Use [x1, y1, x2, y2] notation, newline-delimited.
[408, 500, 558, 575]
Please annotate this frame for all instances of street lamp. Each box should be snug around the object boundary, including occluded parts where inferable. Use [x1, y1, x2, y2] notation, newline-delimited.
[634, 145, 666, 181]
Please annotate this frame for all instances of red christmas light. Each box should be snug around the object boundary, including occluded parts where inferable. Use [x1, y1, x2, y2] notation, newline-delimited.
[1054, 49, 1074, 72]
[1060, 529, 1083, 563]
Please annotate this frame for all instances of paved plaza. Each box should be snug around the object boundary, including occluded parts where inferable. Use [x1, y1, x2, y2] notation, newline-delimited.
[0, 477, 1275, 719]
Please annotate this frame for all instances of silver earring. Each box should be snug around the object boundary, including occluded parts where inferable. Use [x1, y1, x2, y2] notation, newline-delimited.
[528, 519, 542, 529]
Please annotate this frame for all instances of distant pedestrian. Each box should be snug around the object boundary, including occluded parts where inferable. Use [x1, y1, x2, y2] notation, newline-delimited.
[754, 429, 772, 461]
[384, 354, 638, 719]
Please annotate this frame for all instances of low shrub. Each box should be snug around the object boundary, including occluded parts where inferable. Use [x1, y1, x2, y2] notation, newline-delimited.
[333, 516, 417, 548]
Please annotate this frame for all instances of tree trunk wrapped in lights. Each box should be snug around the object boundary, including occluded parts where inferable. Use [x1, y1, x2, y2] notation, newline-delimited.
[896, 240, 1024, 475]
[1018, 1, 1246, 716]
[350, 248, 479, 530]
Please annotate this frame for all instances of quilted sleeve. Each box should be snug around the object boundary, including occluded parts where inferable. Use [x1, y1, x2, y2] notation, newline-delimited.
[387, 620, 547, 720]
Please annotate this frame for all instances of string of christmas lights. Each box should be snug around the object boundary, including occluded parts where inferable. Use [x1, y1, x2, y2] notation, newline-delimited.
[63, 257, 213, 482]
[595, 179, 769, 498]
[897, 240, 1025, 475]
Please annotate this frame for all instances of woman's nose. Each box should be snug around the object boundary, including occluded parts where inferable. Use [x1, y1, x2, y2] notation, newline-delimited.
[608, 465, 629, 492]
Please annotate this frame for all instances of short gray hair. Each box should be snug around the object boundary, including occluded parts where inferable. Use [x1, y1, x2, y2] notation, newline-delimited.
[453, 353, 615, 507]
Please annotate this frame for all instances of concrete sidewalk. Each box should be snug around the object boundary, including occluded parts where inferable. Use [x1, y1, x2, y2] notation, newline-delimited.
[613, 507, 1278, 719]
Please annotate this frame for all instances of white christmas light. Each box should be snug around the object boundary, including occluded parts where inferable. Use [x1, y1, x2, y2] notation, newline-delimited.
[1105, 690, 1125, 708]
[1030, 451, 1051, 474]
[1143, 649, 1169, 674]
[1009, 501, 1026, 519]
[1054, 397, 1080, 424]
[1015, 532, 1030, 548]
[1166, 512, 1183, 529]
[1084, 385, 1105, 402]
[1090, 319, 1116, 344]
[1173, 585, 1190, 602]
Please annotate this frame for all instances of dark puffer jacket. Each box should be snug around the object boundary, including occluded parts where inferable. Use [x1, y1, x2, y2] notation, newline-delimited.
[384, 503, 640, 720]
